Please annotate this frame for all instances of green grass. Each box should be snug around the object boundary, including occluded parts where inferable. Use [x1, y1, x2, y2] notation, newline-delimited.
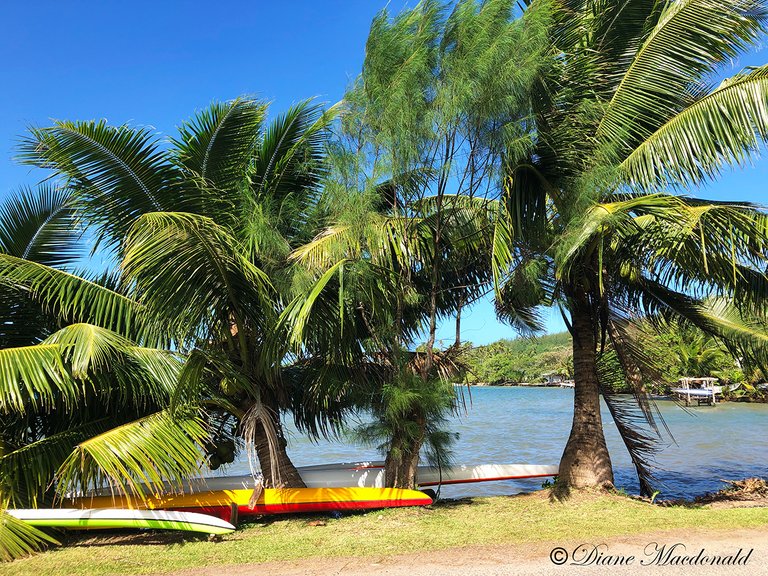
[3, 491, 768, 576]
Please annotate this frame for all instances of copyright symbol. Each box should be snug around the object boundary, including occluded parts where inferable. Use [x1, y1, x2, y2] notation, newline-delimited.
[550, 547, 568, 565]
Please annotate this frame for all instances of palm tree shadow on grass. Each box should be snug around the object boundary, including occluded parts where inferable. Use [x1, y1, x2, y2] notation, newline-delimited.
[63, 531, 210, 548]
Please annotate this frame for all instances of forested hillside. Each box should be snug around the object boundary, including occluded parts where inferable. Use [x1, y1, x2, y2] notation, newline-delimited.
[460, 325, 758, 390]
[460, 332, 573, 384]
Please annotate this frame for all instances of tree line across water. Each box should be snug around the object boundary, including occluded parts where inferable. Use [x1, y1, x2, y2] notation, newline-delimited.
[5, 0, 768, 561]
[461, 325, 768, 398]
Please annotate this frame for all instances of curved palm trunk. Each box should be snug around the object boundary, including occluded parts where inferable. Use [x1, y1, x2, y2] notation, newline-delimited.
[557, 299, 614, 491]
[249, 402, 306, 489]
[252, 427, 305, 488]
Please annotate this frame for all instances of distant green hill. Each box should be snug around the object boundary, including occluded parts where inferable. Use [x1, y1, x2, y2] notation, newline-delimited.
[460, 323, 752, 390]
[461, 332, 573, 385]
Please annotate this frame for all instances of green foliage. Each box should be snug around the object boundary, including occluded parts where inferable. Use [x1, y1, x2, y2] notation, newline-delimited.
[353, 362, 458, 468]
[0, 505, 58, 563]
[17, 120, 191, 253]
[172, 98, 267, 200]
[359, 0, 550, 173]
[0, 96, 348, 558]
[461, 332, 572, 384]
[284, 0, 553, 487]
[479, 0, 768, 493]
[5, 0, 768, 558]
[655, 325, 736, 381]
[461, 323, 751, 392]
[0, 184, 80, 269]
[122, 211, 274, 343]
[56, 409, 208, 499]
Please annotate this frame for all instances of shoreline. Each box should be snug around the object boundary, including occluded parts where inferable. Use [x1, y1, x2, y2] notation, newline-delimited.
[461, 383, 768, 403]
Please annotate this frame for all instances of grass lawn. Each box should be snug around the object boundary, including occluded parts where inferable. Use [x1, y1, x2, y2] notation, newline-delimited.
[3, 491, 768, 576]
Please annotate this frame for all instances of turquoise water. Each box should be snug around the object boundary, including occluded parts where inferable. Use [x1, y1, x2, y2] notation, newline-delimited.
[228, 386, 768, 500]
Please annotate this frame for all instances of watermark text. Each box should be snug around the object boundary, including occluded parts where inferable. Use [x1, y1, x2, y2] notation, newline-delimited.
[549, 543, 754, 567]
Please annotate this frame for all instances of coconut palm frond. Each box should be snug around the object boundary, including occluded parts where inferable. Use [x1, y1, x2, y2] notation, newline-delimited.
[0, 184, 81, 268]
[42, 323, 135, 378]
[622, 64, 768, 190]
[588, 0, 661, 87]
[605, 319, 672, 438]
[695, 297, 768, 365]
[282, 361, 361, 441]
[408, 344, 468, 382]
[0, 344, 76, 414]
[0, 281, 56, 349]
[40, 323, 179, 412]
[16, 120, 190, 249]
[491, 198, 516, 292]
[0, 325, 179, 417]
[0, 422, 108, 508]
[239, 402, 282, 484]
[505, 164, 550, 241]
[596, 330, 662, 497]
[373, 167, 436, 212]
[171, 348, 253, 412]
[597, 0, 768, 153]
[123, 211, 274, 343]
[624, 274, 768, 354]
[291, 213, 426, 273]
[289, 225, 356, 270]
[0, 255, 158, 343]
[56, 409, 207, 499]
[619, 201, 768, 302]
[253, 99, 339, 206]
[0, 504, 59, 562]
[172, 98, 267, 197]
[494, 257, 551, 335]
[598, 382, 660, 496]
[279, 260, 350, 353]
[555, 193, 681, 277]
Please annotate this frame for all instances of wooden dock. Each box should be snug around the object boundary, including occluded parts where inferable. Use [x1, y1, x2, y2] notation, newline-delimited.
[671, 377, 721, 406]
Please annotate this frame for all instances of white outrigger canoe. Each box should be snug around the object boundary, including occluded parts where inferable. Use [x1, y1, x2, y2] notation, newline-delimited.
[154, 462, 560, 493]
[302, 461, 559, 488]
[7, 508, 235, 535]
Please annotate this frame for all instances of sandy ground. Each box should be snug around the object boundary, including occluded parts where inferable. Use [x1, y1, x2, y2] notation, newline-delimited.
[168, 527, 768, 576]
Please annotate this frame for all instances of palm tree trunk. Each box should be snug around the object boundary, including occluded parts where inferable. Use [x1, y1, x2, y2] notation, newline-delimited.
[454, 297, 464, 348]
[251, 408, 306, 489]
[557, 298, 614, 491]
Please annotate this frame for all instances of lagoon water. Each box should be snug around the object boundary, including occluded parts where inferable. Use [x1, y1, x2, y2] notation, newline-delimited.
[228, 386, 768, 500]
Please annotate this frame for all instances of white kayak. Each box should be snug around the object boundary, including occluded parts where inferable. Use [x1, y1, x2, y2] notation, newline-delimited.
[7, 508, 235, 535]
[147, 462, 560, 493]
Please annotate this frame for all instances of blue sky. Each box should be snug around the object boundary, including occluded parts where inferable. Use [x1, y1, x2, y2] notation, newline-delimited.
[2, 1, 768, 346]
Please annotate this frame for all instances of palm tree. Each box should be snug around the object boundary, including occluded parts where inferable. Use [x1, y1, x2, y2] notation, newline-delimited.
[0, 186, 207, 560]
[320, 0, 768, 495]
[7, 98, 339, 490]
[1, 184, 82, 561]
[488, 0, 768, 494]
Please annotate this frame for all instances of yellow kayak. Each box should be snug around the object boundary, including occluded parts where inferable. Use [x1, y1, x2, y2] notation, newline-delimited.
[72, 486, 432, 519]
